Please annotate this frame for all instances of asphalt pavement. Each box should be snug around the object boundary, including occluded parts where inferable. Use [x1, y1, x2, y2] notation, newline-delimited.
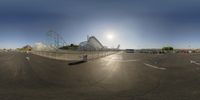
[1, 51, 200, 100]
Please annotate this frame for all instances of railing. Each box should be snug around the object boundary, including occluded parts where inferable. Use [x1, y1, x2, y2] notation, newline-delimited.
[31, 50, 119, 61]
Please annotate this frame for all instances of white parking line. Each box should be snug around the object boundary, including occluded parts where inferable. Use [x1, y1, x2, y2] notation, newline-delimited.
[104, 56, 139, 62]
[144, 63, 166, 70]
[26, 57, 30, 61]
[114, 59, 138, 62]
[107, 59, 139, 62]
[190, 60, 200, 65]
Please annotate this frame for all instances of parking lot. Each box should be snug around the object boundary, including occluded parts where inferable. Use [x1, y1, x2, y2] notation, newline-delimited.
[1, 51, 200, 100]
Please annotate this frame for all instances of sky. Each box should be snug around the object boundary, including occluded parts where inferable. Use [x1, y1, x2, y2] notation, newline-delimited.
[0, 0, 200, 49]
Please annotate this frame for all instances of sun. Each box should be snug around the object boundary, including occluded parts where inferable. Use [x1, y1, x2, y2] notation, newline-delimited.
[107, 34, 113, 40]
[106, 32, 115, 41]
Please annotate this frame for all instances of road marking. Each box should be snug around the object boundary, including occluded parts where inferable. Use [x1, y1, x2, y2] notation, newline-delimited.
[104, 56, 139, 62]
[144, 63, 166, 70]
[111, 56, 123, 60]
[105, 58, 139, 62]
[113, 59, 138, 62]
[26, 57, 30, 61]
[190, 60, 200, 65]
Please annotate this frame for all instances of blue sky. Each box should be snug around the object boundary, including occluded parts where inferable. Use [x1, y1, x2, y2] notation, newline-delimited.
[0, 0, 200, 49]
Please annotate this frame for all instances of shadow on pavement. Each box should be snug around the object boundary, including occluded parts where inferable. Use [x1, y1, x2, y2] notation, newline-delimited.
[68, 60, 87, 65]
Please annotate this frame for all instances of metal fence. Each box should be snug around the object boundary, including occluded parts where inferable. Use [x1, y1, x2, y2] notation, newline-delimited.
[31, 50, 119, 61]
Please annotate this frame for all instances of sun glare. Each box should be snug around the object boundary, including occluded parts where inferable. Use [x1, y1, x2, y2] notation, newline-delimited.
[106, 32, 114, 41]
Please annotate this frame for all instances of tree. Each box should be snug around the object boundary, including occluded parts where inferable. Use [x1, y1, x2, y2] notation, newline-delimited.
[162, 46, 174, 53]
[70, 44, 74, 47]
